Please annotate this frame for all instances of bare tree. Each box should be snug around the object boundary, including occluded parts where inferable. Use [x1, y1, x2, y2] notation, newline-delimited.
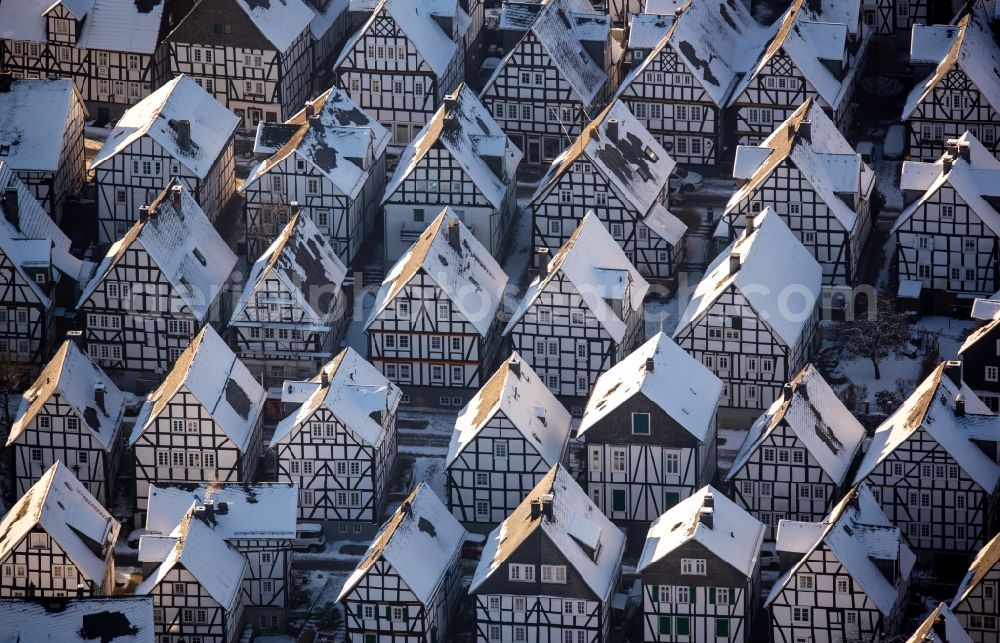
[834, 294, 910, 380]
[0, 354, 30, 441]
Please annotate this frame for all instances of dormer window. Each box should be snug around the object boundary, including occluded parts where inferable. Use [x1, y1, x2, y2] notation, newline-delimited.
[192, 247, 207, 266]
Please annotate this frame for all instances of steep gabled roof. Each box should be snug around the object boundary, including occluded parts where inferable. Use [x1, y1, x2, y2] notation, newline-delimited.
[231, 0, 314, 51]
[638, 485, 764, 578]
[471, 464, 626, 600]
[504, 212, 650, 342]
[728, 364, 865, 485]
[0, 597, 154, 643]
[448, 352, 571, 468]
[145, 483, 297, 541]
[270, 347, 401, 447]
[338, 483, 465, 605]
[907, 602, 972, 643]
[229, 211, 347, 327]
[244, 87, 390, 200]
[727, 99, 875, 233]
[767, 484, 915, 616]
[74, 0, 166, 54]
[952, 531, 1000, 608]
[78, 181, 237, 322]
[626, 12, 673, 52]
[0, 78, 81, 173]
[959, 315, 1000, 355]
[366, 208, 509, 336]
[384, 84, 521, 209]
[135, 508, 247, 611]
[853, 363, 1000, 492]
[578, 332, 722, 442]
[90, 75, 239, 178]
[8, 341, 127, 451]
[129, 325, 265, 452]
[0, 462, 120, 584]
[674, 208, 822, 348]
[903, 6, 1000, 120]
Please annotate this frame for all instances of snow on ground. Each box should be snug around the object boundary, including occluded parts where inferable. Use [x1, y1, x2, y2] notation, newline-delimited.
[696, 177, 738, 199]
[504, 202, 535, 294]
[644, 295, 681, 337]
[875, 158, 903, 214]
[293, 540, 370, 563]
[716, 428, 749, 476]
[345, 289, 374, 355]
[294, 569, 352, 643]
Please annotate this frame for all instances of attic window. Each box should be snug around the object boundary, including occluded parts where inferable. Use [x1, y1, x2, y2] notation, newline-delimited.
[644, 146, 658, 162]
[0, 145, 9, 156]
[192, 247, 207, 266]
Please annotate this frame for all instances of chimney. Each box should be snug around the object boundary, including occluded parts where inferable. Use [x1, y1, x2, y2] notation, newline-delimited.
[442, 93, 457, 113]
[94, 383, 106, 415]
[942, 154, 954, 174]
[290, 201, 300, 219]
[509, 357, 520, 378]
[304, 101, 315, 118]
[645, 357, 654, 373]
[931, 614, 947, 641]
[955, 394, 966, 418]
[138, 205, 150, 223]
[782, 383, 794, 401]
[3, 187, 19, 229]
[945, 139, 960, 156]
[698, 507, 714, 529]
[175, 119, 191, 151]
[530, 499, 542, 520]
[447, 218, 461, 252]
[606, 118, 619, 140]
[729, 252, 741, 274]
[797, 119, 811, 143]
[745, 212, 755, 233]
[217, 501, 228, 515]
[401, 500, 412, 517]
[944, 360, 963, 388]
[540, 493, 554, 521]
[0, 71, 12, 93]
[536, 247, 550, 277]
[321, 368, 329, 387]
[704, 492, 714, 509]
[171, 184, 182, 207]
[957, 141, 971, 163]
[195, 500, 215, 523]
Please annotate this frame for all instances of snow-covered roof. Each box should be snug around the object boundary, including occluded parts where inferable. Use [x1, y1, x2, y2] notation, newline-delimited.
[909, 24, 960, 64]
[642, 0, 685, 15]
[959, 315, 1000, 355]
[338, 483, 465, 605]
[271, 347, 401, 447]
[0, 597, 154, 643]
[907, 603, 972, 643]
[578, 332, 722, 442]
[471, 464, 626, 600]
[90, 75, 239, 179]
[952, 531, 1000, 609]
[130, 325, 265, 453]
[384, 84, 520, 210]
[309, 0, 349, 40]
[971, 294, 1000, 321]
[0, 462, 120, 585]
[626, 13, 673, 51]
[75, 0, 166, 54]
[230, 210, 347, 327]
[366, 208, 509, 336]
[8, 340, 126, 451]
[0, 162, 91, 283]
[79, 181, 237, 321]
[244, 87, 390, 200]
[726, 99, 875, 233]
[854, 363, 1000, 492]
[767, 484, 915, 616]
[135, 509, 247, 611]
[232, 0, 314, 52]
[674, 208, 822, 348]
[892, 132, 1000, 237]
[505, 212, 650, 343]
[531, 100, 684, 243]
[0, 79, 80, 173]
[903, 6, 1000, 119]
[448, 352, 571, 468]
[728, 364, 865, 484]
[638, 485, 764, 577]
[145, 483, 297, 540]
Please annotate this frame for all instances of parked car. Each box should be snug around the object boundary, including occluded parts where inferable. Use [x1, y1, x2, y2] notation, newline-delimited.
[292, 523, 326, 553]
[126, 528, 151, 550]
[883, 124, 906, 160]
[668, 184, 687, 207]
[670, 166, 703, 191]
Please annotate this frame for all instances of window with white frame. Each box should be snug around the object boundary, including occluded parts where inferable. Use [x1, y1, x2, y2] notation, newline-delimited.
[680, 558, 706, 575]
[541, 565, 566, 583]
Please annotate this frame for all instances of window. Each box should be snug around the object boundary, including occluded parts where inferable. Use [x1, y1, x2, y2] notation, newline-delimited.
[797, 574, 815, 591]
[611, 449, 626, 472]
[494, 441, 507, 458]
[681, 558, 706, 575]
[29, 532, 49, 548]
[987, 366, 999, 382]
[715, 618, 730, 638]
[509, 563, 534, 581]
[391, 607, 404, 621]
[513, 597, 526, 612]
[173, 583, 186, 594]
[792, 607, 811, 624]
[541, 565, 566, 583]
[538, 308, 553, 324]
[941, 204, 954, 218]
[631, 412, 650, 435]
[836, 577, 849, 594]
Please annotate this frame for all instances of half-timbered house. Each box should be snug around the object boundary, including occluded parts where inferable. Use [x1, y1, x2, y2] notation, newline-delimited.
[0, 596, 155, 641]
[229, 209, 348, 385]
[382, 83, 521, 262]
[0, 0, 167, 122]
[726, 364, 866, 538]
[902, 5, 1000, 162]
[893, 132, 1000, 311]
[504, 212, 649, 403]
[638, 486, 765, 643]
[959, 316, 1000, 412]
[338, 483, 466, 643]
[766, 484, 915, 643]
[307, 0, 352, 76]
[77, 181, 237, 389]
[0, 76, 86, 220]
[724, 99, 876, 286]
[481, 0, 614, 165]
[906, 602, 973, 643]
[90, 75, 239, 244]
[365, 209, 509, 409]
[144, 483, 296, 634]
[952, 532, 1000, 642]
[271, 347, 400, 533]
[861, 0, 928, 35]
[528, 100, 687, 281]
[616, 0, 772, 169]
[135, 507, 248, 643]
[673, 208, 822, 414]
[242, 87, 390, 263]
[7, 340, 127, 507]
[578, 332, 722, 527]
[446, 352, 572, 530]
[333, 0, 470, 149]
[0, 462, 120, 598]
[852, 361, 1000, 561]
[470, 464, 627, 643]
[730, 0, 871, 145]
[128, 325, 266, 520]
[622, 13, 672, 68]
[156, 0, 315, 128]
